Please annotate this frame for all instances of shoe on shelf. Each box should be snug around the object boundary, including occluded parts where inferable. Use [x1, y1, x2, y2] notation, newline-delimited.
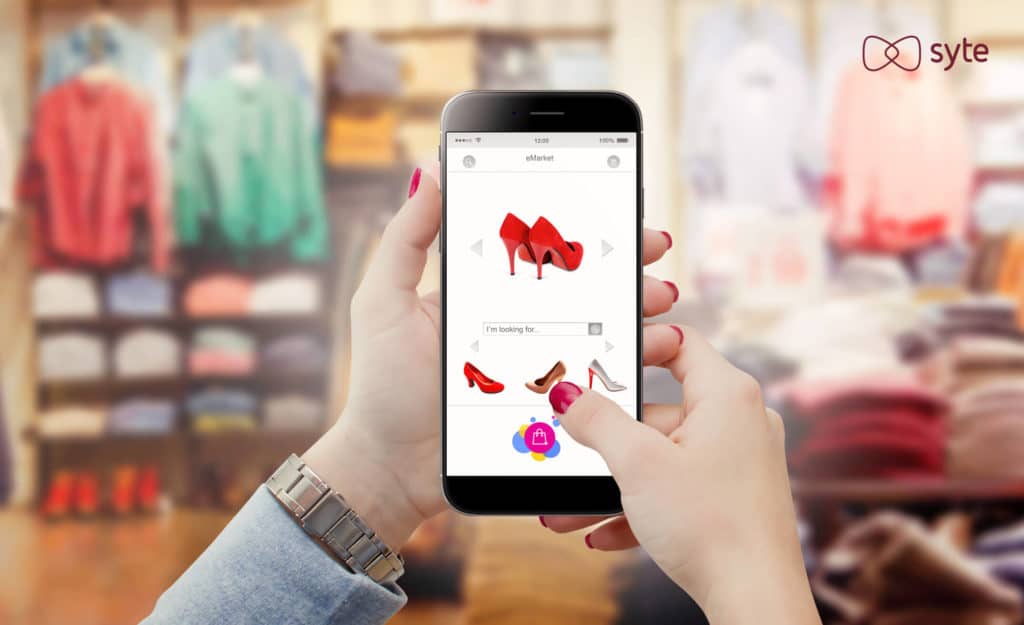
[526, 360, 567, 394]
[111, 465, 138, 515]
[137, 465, 162, 514]
[464, 361, 505, 394]
[588, 359, 627, 392]
[73, 471, 101, 516]
[40, 470, 75, 519]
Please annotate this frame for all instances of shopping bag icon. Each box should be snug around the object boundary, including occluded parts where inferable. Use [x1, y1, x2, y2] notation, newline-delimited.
[532, 429, 548, 446]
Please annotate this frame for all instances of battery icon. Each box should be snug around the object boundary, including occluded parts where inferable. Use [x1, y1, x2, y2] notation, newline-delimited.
[616, 137, 628, 143]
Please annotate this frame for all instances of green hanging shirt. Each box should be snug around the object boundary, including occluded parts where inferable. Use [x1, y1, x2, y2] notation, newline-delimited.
[173, 78, 327, 261]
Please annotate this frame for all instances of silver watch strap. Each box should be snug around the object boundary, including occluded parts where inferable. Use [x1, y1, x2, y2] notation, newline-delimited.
[265, 454, 404, 585]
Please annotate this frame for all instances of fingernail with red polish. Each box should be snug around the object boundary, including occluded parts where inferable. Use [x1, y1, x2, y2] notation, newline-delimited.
[661, 231, 673, 249]
[549, 381, 582, 415]
[671, 325, 685, 344]
[539, 516, 548, 528]
[584, 533, 594, 549]
[664, 280, 679, 302]
[407, 167, 422, 198]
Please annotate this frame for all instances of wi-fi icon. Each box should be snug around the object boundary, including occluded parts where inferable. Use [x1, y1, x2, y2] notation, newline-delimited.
[475, 137, 481, 143]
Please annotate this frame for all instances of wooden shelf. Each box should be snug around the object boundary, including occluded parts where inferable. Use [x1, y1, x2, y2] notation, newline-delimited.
[39, 369, 325, 392]
[39, 375, 185, 393]
[792, 478, 1024, 503]
[367, 24, 612, 41]
[36, 314, 329, 332]
[28, 430, 183, 444]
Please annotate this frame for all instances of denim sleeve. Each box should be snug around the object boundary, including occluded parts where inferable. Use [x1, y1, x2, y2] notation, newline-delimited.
[141, 488, 407, 625]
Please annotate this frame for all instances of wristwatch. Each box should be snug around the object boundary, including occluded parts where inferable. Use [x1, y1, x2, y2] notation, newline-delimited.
[265, 454, 405, 585]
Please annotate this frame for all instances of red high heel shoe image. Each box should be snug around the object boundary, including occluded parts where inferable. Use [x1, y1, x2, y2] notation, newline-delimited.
[464, 361, 505, 393]
[499, 213, 583, 278]
[527, 217, 583, 279]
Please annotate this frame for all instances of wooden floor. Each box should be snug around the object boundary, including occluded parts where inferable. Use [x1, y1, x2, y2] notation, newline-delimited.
[0, 507, 637, 625]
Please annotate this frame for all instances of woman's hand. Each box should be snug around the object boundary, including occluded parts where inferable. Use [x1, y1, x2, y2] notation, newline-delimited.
[303, 167, 681, 549]
[542, 331, 821, 625]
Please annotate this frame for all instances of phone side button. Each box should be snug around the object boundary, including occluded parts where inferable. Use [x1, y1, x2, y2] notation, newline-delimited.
[641, 187, 645, 221]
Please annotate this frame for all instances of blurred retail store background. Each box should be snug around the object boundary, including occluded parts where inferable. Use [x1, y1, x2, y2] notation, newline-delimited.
[5, 0, 1024, 623]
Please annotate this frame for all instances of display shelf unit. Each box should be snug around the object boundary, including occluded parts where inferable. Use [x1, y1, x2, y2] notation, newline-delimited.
[23, 0, 336, 509]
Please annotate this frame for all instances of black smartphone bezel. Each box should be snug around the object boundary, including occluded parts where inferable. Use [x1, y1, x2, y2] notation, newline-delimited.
[440, 91, 644, 515]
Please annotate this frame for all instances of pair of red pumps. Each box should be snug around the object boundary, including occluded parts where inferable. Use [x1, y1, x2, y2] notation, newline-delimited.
[499, 214, 584, 279]
[40, 470, 100, 518]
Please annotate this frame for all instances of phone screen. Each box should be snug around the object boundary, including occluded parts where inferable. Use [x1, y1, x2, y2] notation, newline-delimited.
[445, 131, 639, 477]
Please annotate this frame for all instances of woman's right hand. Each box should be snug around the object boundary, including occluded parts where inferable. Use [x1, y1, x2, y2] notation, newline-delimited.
[542, 328, 821, 625]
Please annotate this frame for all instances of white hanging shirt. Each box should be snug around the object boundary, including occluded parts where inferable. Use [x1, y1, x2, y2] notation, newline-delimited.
[692, 41, 810, 209]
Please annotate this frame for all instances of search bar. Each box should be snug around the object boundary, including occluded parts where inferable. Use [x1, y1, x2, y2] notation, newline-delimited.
[482, 322, 602, 337]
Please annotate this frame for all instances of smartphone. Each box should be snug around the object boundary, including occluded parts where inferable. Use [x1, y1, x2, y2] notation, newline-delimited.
[441, 91, 643, 514]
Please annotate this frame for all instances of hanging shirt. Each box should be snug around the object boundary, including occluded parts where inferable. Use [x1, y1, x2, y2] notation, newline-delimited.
[183, 22, 317, 131]
[174, 79, 327, 261]
[19, 78, 170, 271]
[39, 22, 174, 135]
[692, 41, 810, 209]
[680, 3, 806, 193]
[828, 59, 972, 252]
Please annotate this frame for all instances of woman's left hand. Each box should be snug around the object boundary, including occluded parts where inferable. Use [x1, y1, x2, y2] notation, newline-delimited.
[304, 167, 682, 548]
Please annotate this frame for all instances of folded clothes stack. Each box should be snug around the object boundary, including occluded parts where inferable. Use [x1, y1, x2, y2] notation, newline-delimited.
[106, 271, 172, 317]
[331, 32, 401, 97]
[37, 405, 106, 438]
[948, 377, 1024, 479]
[189, 326, 255, 376]
[948, 334, 1024, 390]
[966, 235, 1010, 293]
[933, 297, 1021, 343]
[261, 334, 328, 375]
[114, 328, 180, 378]
[781, 374, 947, 479]
[184, 273, 252, 317]
[38, 332, 105, 381]
[187, 388, 257, 433]
[33, 271, 99, 318]
[108, 398, 176, 434]
[264, 394, 323, 431]
[814, 512, 1021, 625]
[249, 272, 321, 315]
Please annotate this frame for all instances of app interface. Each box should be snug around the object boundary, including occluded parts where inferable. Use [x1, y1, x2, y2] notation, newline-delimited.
[445, 132, 639, 476]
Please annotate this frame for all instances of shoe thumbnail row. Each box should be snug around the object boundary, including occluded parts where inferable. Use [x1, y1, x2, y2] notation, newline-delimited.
[464, 359, 626, 394]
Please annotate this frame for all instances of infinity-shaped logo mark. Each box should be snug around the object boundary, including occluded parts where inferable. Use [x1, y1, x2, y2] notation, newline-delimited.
[862, 35, 922, 71]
